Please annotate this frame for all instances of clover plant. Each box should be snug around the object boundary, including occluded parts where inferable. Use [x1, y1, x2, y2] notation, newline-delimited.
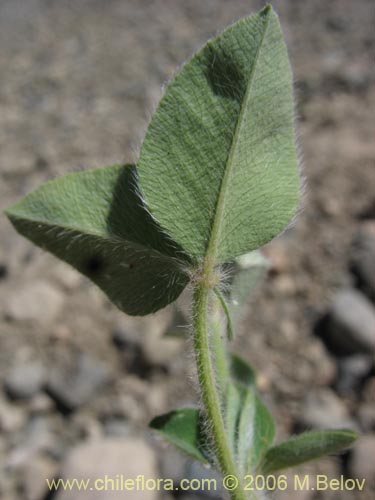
[5, 6, 358, 499]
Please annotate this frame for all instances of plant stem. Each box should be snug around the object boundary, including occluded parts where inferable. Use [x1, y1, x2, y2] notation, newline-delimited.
[193, 282, 250, 500]
[211, 292, 230, 395]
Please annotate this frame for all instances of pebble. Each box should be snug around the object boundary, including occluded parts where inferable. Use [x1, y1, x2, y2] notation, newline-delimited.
[5, 281, 64, 324]
[4, 361, 46, 400]
[46, 354, 111, 412]
[5, 417, 55, 470]
[0, 398, 26, 433]
[299, 389, 355, 430]
[347, 436, 375, 488]
[357, 404, 375, 432]
[56, 438, 159, 500]
[274, 472, 314, 500]
[102, 418, 132, 438]
[315, 289, 375, 356]
[350, 222, 375, 302]
[184, 461, 223, 499]
[28, 393, 55, 415]
[335, 355, 373, 395]
[21, 455, 57, 500]
[52, 262, 82, 290]
[159, 448, 186, 487]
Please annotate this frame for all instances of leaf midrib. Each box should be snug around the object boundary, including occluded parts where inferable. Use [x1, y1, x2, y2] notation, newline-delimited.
[205, 10, 271, 266]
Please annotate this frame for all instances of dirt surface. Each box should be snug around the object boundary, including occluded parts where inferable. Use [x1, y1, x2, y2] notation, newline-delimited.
[0, 1, 374, 500]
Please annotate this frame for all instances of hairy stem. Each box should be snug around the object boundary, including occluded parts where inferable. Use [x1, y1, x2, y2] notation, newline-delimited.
[211, 292, 230, 395]
[193, 281, 255, 500]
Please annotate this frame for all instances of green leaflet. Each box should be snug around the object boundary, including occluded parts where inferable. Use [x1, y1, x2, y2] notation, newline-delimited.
[229, 352, 256, 389]
[139, 6, 300, 264]
[5, 165, 190, 316]
[226, 384, 275, 475]
[261, 430, 359, 474]
[150, 408, 209, 464]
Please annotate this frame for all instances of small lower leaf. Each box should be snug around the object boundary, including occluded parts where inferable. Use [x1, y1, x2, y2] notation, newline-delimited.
[150, 408, 209, 464]
[229, 353, 256, 389]
[261, 429, 359, 474]
[225, 382, 275, 475]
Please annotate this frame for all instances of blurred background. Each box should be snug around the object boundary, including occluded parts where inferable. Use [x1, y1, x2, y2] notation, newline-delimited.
[0, 1, 374, 499]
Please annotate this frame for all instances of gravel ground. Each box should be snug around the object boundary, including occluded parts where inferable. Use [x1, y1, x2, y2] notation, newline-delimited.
[0, 1, 374, 500]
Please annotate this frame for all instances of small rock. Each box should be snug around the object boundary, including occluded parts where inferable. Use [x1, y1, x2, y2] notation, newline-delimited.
[308, 340, 337, 386]
[299, 389, 355, 430]
[28, 393, 55, 414]
[112, 325, 148, 375]
[6, 281, 64, 324]
[102, 417, 132, 438]
[315, 289, 375, 356]
[4, 361, 46, 400]
[115, 393, 144, 422]
[0, 398, 26, 433]
[274, 471, 314, 500]
[347, 436, 375, 488]
[21, 455, 57, 500]
[56, 438, 159, 500]
[5, 417, 56, 470]
[53, 262, 82, 290]
[143, 334, 183, 370]
[46, 354, 111, 412]
[145, 383, 167, 416]
[264, 239, 290, 273]
[351, 222, 375, 302]
[335, 355, 373, 395]
[357, 404, 375, 432]
[184, 461, 223, 499]
[159, 448, 186, 487]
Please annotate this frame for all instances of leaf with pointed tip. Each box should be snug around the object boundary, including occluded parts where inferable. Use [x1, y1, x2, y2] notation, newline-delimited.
[261, 429, 359, 474]
[5, 165, 190, 316]
[150, 408, 209, 464]
[225, 383, 275, 474]
[139, 6, 300, 264]
[229, 353, 256, 389]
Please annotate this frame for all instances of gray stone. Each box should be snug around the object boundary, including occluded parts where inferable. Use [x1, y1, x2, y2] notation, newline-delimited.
[299, 389, 356, 430]
[46, 354, 111, 412]
[102, 418, 132, 438]
[56, 438, 159, 500]
[348, 436, 375, 488]
[357, 403, 375, 432]
[4, 361, 46, 400]
[0, 397, 26, 433]
[184, 461, 223, 499]
[336, 355, 373, 395]
[159, 448, 186, 487]
[28, 393, 55, 414]
[316, 289, 375, 356]
[351, 222, 375, 302]
[21, 455, 57, 500]
[5, 417, 56, 470]
[274, 472, 314, 500]
[5, 281, 64, 324]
